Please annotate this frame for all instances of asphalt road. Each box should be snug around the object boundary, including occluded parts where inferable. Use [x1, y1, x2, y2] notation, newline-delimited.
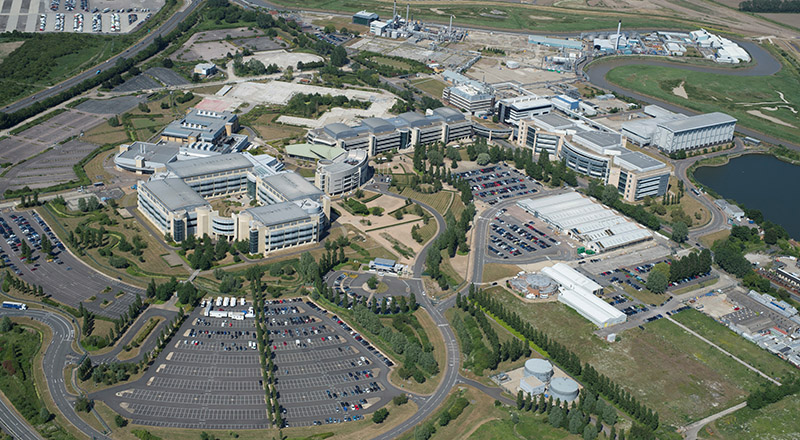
[0, 308, 111, 440]
[582, 44, 800, 151]
[1, 0, 205, 116]
[90, 307, 179, 364]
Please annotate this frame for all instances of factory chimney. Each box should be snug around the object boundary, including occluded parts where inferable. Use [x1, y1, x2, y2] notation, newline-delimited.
[615, 20, 621, 51]
[406, 4, 409, 24]
[393, 0, 397, 20]
[449, 15, 454, 34]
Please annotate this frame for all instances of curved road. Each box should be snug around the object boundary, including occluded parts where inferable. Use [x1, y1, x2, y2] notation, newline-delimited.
[0, 308, 111, 440]
[582, 43, 800, 151]
[2, 0, 205, 115]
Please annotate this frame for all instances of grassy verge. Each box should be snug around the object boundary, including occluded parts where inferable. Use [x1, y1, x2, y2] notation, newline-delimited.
[701, 392, 800, 439]
[622, 284, 668, 307]
[398, 188, 454, 215]
[670, 277, 719, 295]
[118, 316, 165, 361]
[481, 263, 521, 284]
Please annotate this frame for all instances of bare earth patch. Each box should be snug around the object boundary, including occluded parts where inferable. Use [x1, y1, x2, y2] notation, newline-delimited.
[746, 109, 797, 128]
[672, 81, 689, 99]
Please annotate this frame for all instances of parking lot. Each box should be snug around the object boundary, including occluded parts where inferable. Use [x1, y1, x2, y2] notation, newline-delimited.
[0, 0, 163, 33]
[0, 139, 97, 195]
[328, 271, 410, 304]
[272, 299, 396, 427]
[0, 210, 141, 316]
[99, 298, 397, 429]
[74, 95, 146, 115]
[454, 165, 538, 206]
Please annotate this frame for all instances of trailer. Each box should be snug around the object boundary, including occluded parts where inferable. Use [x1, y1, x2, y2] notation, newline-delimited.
[239, 297, 246, 306]
[215, 296, 223, 307]
[230, 311, 245, 321]
[203, 302, 212, 317]
[209, 309, 228, 318]
[2, 301, 27, 310]
[223, 297, 230, 307]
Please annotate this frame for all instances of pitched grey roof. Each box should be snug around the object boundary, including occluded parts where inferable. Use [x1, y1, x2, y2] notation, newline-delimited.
[432, 107, 466, 122]
[166, 154, 253, 178]
[143, 178, 210, 212]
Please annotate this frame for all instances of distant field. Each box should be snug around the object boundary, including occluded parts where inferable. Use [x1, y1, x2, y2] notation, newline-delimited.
[490, 287, 772, 428]
[604, 49, 800, 145]
[758, 13, 800, 28]
[398, 188, 454, 215]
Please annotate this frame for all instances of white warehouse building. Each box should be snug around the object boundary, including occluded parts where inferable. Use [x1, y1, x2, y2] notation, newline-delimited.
[542, 263, 627, 328]
[652, 112, 736, 153]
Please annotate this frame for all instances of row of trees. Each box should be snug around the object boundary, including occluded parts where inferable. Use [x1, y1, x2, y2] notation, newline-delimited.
[739, 0, 800, 11]
[251, 286, 283, 427]
[2, 271, 46, 297]
[587, 179, 662, 231]
[425, 206, 476, 289]
[467, 286, 660, 432]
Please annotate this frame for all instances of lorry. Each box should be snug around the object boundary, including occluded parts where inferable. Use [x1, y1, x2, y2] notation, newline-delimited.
[215, 296, 222, 307]
[1, 301, 27, 310]
[223, 297, 229, 307]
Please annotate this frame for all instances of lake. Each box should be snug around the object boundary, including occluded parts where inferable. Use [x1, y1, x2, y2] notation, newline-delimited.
[694, 154, 800, 239]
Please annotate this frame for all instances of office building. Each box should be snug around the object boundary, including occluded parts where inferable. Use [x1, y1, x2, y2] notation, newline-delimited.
[517, 114, 669, 201]
[496, 95, 552, 126]
[315, 149, 370, 196]
[621, 105, 688, 146]
[652, 112, 736, 153]
[441, 70, 495, 115]
[114, 142, 180, 174]
[307, 108, 472, 152]
[353, 10, 379, 26]
[137, 153, 329, 254]
[161, 108, 240, 146]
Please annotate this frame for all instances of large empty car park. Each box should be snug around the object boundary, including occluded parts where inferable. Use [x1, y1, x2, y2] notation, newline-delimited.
[0, 140, 97, 195]
[98, 298, 397, 429]
[454, 165, 538, 206]
[0, 110, 105, 165]
[0, 210, 142, 316]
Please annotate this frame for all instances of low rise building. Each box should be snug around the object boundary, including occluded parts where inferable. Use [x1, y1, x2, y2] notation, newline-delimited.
[194, 63, 217, 76]
[161, 108, 241, 147]
[353, 10, 379, 26]
[114, 142, 180, 174]
[315, 149, 370, 196]
[541, 262, 626, 328]
[714, 199, 745, 221]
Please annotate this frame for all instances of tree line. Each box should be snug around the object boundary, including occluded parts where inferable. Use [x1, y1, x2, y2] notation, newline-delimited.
[739, 0, 800, 11]
[466, 286, 660, 433]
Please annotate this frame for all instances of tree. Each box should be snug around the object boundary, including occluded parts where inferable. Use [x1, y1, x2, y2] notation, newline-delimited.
[372, 408, 389, 423]
[646, 270, 669, 295]
[39, 407, 51, 422]
[438, 411, 451, 426]
[671, 221, 689, 243]
[517, 390, 524, 410]
[367, 275, 379, 290]
[583, 424, 599, 440]
[0, 316, 12, 332]
[476, 153, 491, 166]
[549, 406, 565, 428]
[602, 185, 620, 205]
[114, 414, 128, 427]
[393, 394, 408, 406]
[161, 58, 174, 68]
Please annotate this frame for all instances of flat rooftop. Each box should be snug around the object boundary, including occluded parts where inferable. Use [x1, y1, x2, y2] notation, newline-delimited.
[142, 178, 210, 212]
[246, 201, 312, 227]
[261, 172, 323, 201]
[166, 154, 253, 178]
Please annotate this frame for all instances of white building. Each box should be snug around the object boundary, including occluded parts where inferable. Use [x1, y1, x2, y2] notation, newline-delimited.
[495, 95, 552, 126]
[714, 199, 745, 221]
[541, 263, 626, 328]
[315, 149, 370, 196]
[652, 112, 736, 153]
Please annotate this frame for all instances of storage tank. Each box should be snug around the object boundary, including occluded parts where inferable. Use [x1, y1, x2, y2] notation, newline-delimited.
[549, 377, 579, 402]
[506, 60, 520, 69]
[525, 274, 558, 297]
[524, 358, 553, 382]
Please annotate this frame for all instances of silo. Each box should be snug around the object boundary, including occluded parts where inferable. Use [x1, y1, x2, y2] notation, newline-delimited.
[549, 377, 579, 402]
[523, 358, 553, 383]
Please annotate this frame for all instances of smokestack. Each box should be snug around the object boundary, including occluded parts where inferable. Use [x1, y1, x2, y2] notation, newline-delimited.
[449, 15, 453, 34]
[393, 0, 396, 20]
[615, 20, 621, 51]
[406, 4, 409, 23]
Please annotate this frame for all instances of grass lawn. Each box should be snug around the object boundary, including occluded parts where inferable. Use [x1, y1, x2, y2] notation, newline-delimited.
[415, 218, 438, 245]
[398, 188, 454, 215]
[83, 149, 117, 185]
[82, 123, 132, 146]
[489, 287, 772, 428]
[699, 229, 732, 248]
[651, 176, 712, 228]
[242, 110, 305, 141]
[410, 78, 447, 98]
[370, 55, 414, 70]
[671, 309, 796, 380]
[481, 263, 521, 283]
[468, 416, 581, 440]
[700, 393, 800, 440]
[622, 284, 669, 306]
[604, 46, 800, 145]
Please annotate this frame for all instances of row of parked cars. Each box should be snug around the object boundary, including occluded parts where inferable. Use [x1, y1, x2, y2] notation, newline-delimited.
[328, 310, 394, 368]
[92, 13, 101, 32]
[73, 13, 83, 31]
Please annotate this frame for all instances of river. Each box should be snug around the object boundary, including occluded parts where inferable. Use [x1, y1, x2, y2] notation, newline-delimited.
[694, 154, 800, 239]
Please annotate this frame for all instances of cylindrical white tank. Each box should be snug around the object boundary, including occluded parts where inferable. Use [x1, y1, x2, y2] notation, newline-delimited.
[506, 60, 520, 69]
[524, 358, 553, 382]
[549, 377, 579, 402]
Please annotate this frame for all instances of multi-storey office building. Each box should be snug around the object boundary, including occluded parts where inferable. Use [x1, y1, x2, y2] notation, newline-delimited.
[315, 149, 370, 196]
[137, 154, 329, 255]
[517, 114, 670, 201]
[652, 112, 736, 153]
[161, 108, 240, 145]
[496, 95, 552, 126]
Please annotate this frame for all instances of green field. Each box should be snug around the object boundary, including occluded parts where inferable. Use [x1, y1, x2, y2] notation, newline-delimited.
[468, 417, 580, 440]
[410, 78, 447, 98]
[671, 309, 795, 380]
[398, 188, 454, 215]
[701, 393, 800, 440]
[268, 0, 695, 32]
[604, 48, 800, 145]
[490, 287, 772, 428]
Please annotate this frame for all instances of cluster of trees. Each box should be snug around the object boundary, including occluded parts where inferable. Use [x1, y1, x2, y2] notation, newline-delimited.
[468, 286, 660, 432]
[389, 87, 442, 114]
[646, 250, 712, 294]
[117, 234, 148, 257]
[425, 206, 476, 289]
[453, 295, 531, 373]
[352, 303, 437, 383]
[739, 0, 800, 11]
[413, 396, 470, 440]
[352, 51, 430, 77]
[746, 378, 800, 410]
[251, 291, 283, 427]
[145, 277, 202, 305]
[180, 234, 236, 270]
[514, 388, 619, 440]
[2, 271, 45, 296]
[297, 60, 325, 71]
[587, 180, 661, 231]
[232, 55, 280, 76]
[343, 197, 383, 216]
[18, 192, 41, 208]
[372, 408, 389, 424]
[283, 92, 370, 118]
[77, 196, 102, 212]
